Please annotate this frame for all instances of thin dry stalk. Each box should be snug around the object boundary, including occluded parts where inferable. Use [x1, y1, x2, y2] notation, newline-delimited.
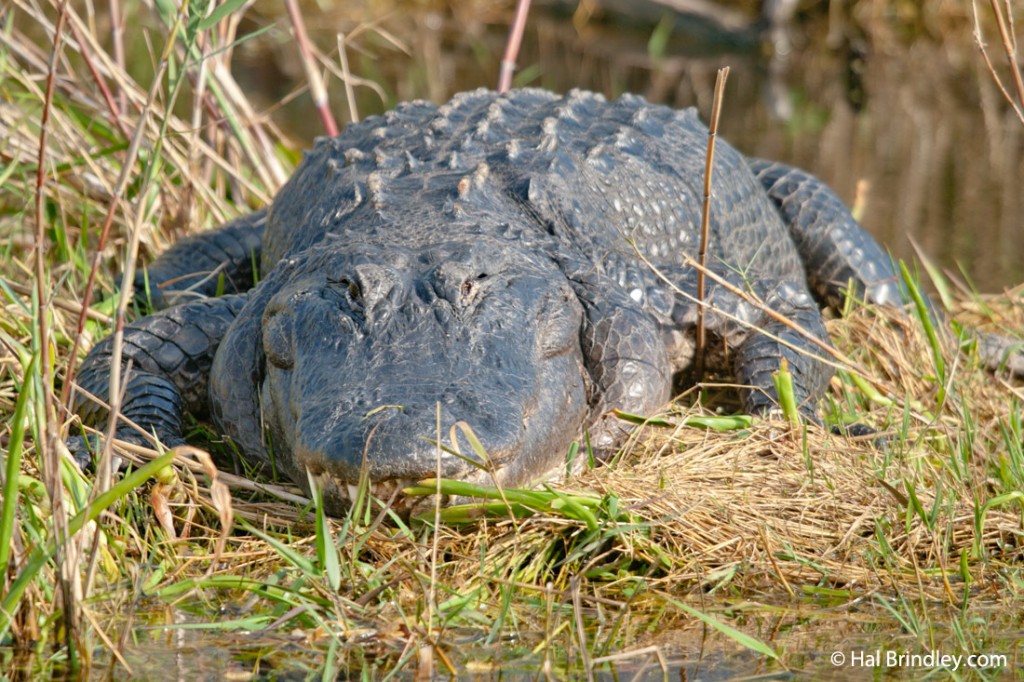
[635, 246, 876, 394]
[590, 646, 668, 678]
[498, 0, 532, 93]
[337, 33, 359, 123]
[694, 66, 729, 382]
[109, 0, 127, 114]
[989, 0, 1024, 112]
[426, 404, 444, 640]
[285, 0, 338, 136]
[972, 0, 1024, 126]
[571, 577, 594, 682]
[86, 13, 180, 601]
[33, 0, 79, 660]
[66, 20, 129, 138]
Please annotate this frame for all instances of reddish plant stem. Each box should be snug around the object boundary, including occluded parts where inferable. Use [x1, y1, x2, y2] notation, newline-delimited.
[67, 18, 130, 138]
[284, 0, 338, 136]
[498, 0, 531, 93]
[990, 0, 1024, 115]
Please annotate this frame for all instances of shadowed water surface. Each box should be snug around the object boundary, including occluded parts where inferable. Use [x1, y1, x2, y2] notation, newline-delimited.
[16, 598, 1016, 679]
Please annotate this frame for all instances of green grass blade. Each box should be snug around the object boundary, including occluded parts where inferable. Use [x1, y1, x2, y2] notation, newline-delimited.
[239, 521, 318, 576]
[772, 357, 801, 426]
[0, 355, 35, 574]
[307, 470, 342, 591]
[0, 450, 175, 638]
[196, 0, 250, 30]
[662, 596, 779, 661]
[899, 261, 946, 404]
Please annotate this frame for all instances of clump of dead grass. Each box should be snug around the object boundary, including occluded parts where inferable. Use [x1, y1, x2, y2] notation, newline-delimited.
[385, 295, 1024, 601]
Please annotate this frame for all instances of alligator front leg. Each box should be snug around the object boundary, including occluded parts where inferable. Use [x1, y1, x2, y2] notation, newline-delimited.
[68, 294, 248, 463]
[135, 209, 265, 310]
[570, 272, 674, 459]
[728, 281, 835, 420]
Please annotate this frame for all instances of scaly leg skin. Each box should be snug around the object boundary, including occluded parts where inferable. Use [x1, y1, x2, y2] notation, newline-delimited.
[133, 209, 266, 310]
[748, 158, 908, 309]
[68, 294, 248, 467]
[667, 264, 834, 423]
[751, 159, 1024, 379]
[570, 270, 673, 462]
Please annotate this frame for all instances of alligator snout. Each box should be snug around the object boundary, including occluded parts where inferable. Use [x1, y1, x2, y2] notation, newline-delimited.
[293, 400, 526, 483]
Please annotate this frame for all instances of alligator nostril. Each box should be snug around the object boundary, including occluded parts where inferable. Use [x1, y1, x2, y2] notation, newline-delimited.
[459, 273, 488, 304]
[345, 279, 362, 305]
[263, 307, 295, 369]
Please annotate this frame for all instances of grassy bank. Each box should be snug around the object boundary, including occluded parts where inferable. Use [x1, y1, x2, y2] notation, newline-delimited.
[1, 1, 1023, 677]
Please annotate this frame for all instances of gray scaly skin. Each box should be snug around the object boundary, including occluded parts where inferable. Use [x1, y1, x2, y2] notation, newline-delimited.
[67, 88, 1020, 512]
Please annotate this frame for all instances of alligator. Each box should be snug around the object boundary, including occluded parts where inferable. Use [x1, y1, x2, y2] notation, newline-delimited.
[68, 88, 1021, 511]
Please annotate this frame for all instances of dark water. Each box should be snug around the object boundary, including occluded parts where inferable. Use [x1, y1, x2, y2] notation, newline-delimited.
[9, 597, 1017, 679]
[229, 1, 1023, 293]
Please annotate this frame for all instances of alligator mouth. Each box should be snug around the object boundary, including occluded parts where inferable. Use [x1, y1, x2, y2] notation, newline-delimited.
[307, 455, 570, 518]
[290, 399, 528, 486]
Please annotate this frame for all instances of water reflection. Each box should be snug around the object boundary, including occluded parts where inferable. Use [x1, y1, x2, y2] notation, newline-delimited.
[232, 1, 1022, 292]
[62, 597, 1021, 680]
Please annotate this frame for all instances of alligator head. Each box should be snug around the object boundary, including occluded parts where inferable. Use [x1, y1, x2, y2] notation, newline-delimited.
[212, 235, 592, 505]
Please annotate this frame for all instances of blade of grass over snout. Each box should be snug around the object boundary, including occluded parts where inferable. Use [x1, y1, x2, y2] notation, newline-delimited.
[612, 409, 752, 431]
[0, 451, 176, 639]
[899, 261, 946, 404]
[403, 479, 598, 508]
[404, 478, 631, 531]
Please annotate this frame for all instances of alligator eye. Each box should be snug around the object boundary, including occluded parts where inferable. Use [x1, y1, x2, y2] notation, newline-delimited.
[326, 277, 364, 311]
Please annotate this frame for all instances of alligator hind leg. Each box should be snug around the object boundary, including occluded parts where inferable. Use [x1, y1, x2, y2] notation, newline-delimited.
[135, 209, 266, 309]
[668, 265, 834, 420]
[68, 294, 248, 464]
[751, 159, 1024, 378]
